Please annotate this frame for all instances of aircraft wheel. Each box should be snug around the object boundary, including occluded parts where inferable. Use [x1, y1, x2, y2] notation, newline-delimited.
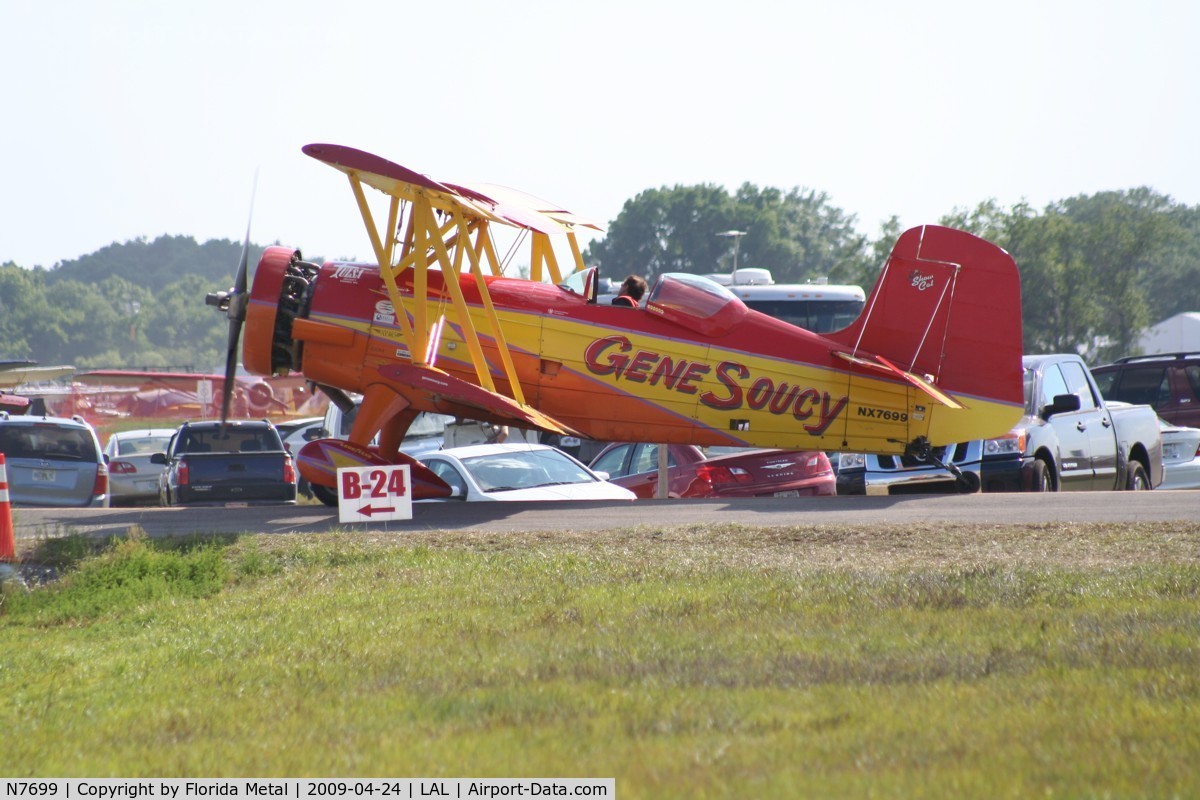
[312, 484, 339, 507]
[1125, 462, 1150, 491]
[955, 472, 982, 493]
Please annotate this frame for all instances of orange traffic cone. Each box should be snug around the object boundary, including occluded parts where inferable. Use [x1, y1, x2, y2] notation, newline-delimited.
[0, 453, 15, 562]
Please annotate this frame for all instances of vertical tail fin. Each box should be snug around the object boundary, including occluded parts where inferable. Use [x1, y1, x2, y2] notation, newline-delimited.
[828, 225, 1023, 409]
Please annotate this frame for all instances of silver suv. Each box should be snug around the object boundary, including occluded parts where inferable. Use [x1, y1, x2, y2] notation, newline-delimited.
[0, 413, 109, 507]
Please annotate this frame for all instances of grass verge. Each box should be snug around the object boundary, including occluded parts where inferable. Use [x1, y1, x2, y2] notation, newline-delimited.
[1, 522, 1197, 798]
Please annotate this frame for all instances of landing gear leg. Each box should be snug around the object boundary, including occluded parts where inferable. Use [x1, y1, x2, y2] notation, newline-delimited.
[905, 436, 980, 493]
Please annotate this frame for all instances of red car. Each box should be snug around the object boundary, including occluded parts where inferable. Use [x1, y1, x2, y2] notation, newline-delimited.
[589, 443, 836, 499]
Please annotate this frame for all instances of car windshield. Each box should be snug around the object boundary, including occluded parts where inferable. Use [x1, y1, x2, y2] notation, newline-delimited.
[407, 412, 453, 439]
[179, 427, 281, 453]
[0, 424, 97, 461]
[460, 449, 595, 492]
[116, 435, 172, 455]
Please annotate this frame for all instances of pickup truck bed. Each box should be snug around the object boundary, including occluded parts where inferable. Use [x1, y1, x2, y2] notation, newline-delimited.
[156, 420, 297, 506]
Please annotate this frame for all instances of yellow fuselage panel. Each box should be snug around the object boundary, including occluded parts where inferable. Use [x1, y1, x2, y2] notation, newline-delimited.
[423, 305, 1020, 453]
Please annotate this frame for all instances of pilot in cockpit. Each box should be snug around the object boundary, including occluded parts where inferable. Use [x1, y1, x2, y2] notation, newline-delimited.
[611, 274, 648, 308]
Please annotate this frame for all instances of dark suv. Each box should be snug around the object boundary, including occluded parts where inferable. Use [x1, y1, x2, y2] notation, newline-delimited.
[1091, 353, 1200, 428]
[0, 413, 109, 507]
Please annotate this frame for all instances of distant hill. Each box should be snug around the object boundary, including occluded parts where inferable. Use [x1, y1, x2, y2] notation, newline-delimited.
[44, 235, 266, 293]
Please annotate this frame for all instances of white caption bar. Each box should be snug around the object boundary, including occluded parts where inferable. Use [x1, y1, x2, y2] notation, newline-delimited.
[0, 779, 614, 800]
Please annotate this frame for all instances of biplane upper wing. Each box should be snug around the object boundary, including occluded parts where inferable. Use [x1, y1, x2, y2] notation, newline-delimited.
[451, 181, 606, 232]
[290, 144, 599, 442]
[302, 144, 586, 236]
[0, 364, 76, 387]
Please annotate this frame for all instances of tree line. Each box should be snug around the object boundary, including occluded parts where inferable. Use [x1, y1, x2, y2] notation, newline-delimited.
[585, 184, 1200, 362]
[3, 187, 1197, 372]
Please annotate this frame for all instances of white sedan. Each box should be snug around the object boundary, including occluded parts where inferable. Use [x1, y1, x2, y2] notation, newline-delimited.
[421, 443, 636, 502]
[1159, 418, 1200, 490]
[103, 428, 177, 505]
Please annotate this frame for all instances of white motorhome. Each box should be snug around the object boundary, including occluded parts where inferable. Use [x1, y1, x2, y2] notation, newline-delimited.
[708, 269, 865, 334]
[596, 268, 865, 333]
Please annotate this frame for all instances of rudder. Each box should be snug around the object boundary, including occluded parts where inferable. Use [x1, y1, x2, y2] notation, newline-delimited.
[828, 225, 1023, 410]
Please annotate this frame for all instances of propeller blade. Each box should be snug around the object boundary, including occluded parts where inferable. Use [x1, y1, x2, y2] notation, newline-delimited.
[220, 173, 257, 426]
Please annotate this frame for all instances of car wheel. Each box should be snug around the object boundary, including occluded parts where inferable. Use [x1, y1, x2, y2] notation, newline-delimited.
[1125, 462, 1150, 491]
[311, 483, 339, 507]
[1030, 458, 1054, 492]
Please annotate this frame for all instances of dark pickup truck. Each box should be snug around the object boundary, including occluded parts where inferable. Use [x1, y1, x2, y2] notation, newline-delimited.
[153, 420, 297, 506]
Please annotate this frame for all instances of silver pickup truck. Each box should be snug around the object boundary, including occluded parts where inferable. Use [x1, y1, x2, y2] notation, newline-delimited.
[837, 353, 1164, 494]
[153, 419, 297, 505]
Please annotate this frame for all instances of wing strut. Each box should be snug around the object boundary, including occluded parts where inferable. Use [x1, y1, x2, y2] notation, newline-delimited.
[307, 144, 602, 431]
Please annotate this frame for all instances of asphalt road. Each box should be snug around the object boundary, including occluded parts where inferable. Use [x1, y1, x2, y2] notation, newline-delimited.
[10, 491, 1197, 541]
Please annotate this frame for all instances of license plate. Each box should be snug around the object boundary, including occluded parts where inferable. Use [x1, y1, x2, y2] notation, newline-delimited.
[774, 489, 800, 497]
[1163, 444, 1180, 460]
[33, 469, 56, 482]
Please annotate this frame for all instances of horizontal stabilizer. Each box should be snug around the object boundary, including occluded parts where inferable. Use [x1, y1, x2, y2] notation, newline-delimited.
[833, 351, 964, 409]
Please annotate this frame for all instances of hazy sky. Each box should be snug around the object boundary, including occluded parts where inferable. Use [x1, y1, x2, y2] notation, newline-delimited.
[3, 0, 1197, 269]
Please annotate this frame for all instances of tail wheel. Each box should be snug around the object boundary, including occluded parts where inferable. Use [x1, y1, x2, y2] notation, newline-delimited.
[1125, 462, 1150, 491]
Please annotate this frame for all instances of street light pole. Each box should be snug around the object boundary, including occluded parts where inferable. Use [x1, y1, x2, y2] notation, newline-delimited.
[716, 230, 746, 284]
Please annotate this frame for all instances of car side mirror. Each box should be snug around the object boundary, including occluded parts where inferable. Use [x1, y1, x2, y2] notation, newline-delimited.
[593, 470, 611, 481]
[1042, 393, 1082, 419]
[150, 452, 167, 465]
[449, 485, 465, 499]
[304, 427, 325, 441]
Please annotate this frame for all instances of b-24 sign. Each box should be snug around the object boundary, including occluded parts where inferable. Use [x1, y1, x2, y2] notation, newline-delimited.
[337, 464, 413, 523]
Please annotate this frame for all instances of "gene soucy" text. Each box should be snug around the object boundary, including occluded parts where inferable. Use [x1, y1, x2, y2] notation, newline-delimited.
[583, 335, 848, 435]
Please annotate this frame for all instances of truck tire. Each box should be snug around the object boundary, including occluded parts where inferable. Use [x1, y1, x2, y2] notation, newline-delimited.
[1125, 462, 1150, 491]
[1030, 458, 1054, 492]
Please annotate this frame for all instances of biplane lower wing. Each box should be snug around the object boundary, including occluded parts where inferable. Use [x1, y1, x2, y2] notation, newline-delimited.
[295, 437, 452, 500]
[1, 392, 31, 413]
[294, 364, 582, 500]
[373, 363, 580, 437]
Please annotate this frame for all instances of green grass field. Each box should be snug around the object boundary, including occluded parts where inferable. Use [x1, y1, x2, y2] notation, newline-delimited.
[2, 522, 1198, 798]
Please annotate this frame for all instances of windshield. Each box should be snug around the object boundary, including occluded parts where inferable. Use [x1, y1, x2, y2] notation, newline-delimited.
[0, 424, 98, 461]
[460, 449, 595, 492]
[116, 434, 172, 456]
[407, 412, 453, 439]
[178, 426, 282, 453]
[340, 405, 451, 441]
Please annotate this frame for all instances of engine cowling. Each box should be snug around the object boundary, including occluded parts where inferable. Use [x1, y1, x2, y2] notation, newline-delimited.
[243, 246, 318, 377]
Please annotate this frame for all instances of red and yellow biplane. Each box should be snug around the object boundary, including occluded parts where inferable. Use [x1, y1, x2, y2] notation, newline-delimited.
[0, 362, 79, 415]
[209, 143, 1025, 499]
[73, 369, 321, 420]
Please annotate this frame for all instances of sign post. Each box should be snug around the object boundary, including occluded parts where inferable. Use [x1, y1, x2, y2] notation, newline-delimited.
[337, 464, 413, 524]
